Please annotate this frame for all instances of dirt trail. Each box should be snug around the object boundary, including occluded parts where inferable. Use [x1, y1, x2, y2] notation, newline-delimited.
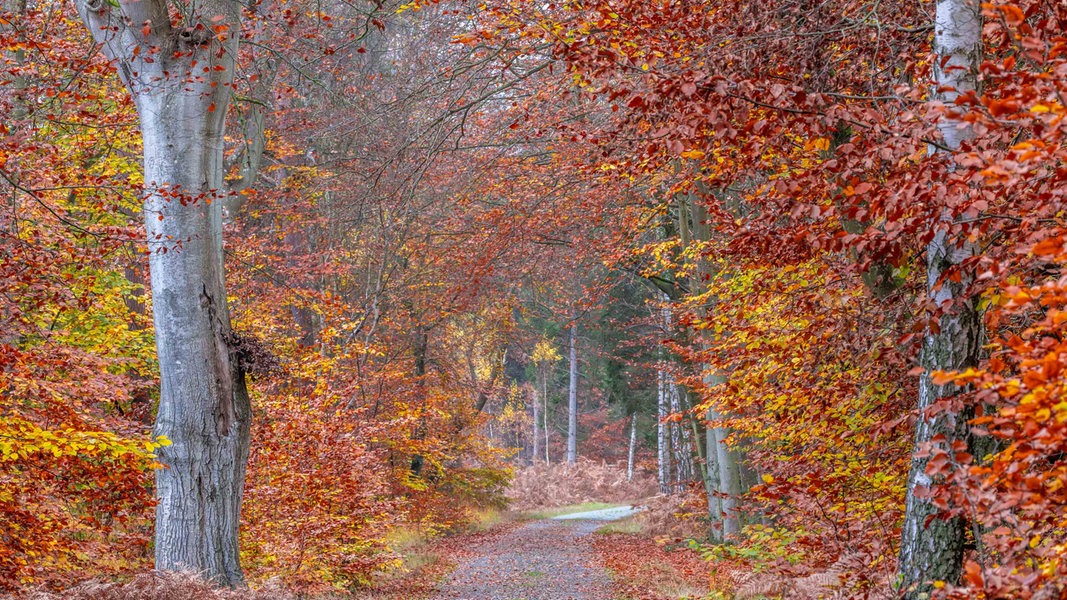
[428, 507, 639, 600]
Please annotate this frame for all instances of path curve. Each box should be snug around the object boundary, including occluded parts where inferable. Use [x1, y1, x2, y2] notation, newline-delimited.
[429, 506, 640, 600]
[550, 504, 641, 521]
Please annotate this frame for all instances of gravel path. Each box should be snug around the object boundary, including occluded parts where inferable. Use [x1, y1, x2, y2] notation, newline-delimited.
[550, 505, 641, 521]
[429, 506, 640, 600]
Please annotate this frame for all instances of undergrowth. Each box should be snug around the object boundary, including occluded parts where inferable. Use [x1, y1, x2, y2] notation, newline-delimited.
[506, 458, 657, 511]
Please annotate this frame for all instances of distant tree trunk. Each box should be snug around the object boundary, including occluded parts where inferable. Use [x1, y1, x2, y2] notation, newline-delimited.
[221, 0, 274, 221]
[669, 382, 693, 490]
[531, 386, 541, 464]
[543, 370, 550, 464]
[409, 326, 429, 477]
[566, 321, 578, 464]
[78, 0, 250, 585]
[657, 367, 671, 494]
[669, 382, 683, 489]
[4, 0, 26, 119]
[1, 0, 27, 347]
[898, 1, 983, 595]
[285, 229, 319, 347]
[627, 413, 637, 482]
[702, 375, 723, 539]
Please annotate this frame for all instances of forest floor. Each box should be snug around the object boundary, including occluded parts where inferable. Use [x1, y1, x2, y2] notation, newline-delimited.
[368, 504, 709, 600]
[428, 518, 615, 599]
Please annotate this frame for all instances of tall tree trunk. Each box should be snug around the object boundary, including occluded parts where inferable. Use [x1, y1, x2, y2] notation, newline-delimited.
[285, 228, 320, 348]
[566, 321, 578, 464]
[409, 326, 429, 477]
[627, 413, 637, 482]
[3, 0, 27, 119]
[657, 366, 672, 494]
[78, 0, 250, 584]
[543, 366, 550, 464]
[898, 1, 983, 596]
[531, 386, 541, 464]
[669, 382, 692, 490]
[702, 375, 723, 539]
[712, 411, 743, 538]
[685, 196, 745, 538]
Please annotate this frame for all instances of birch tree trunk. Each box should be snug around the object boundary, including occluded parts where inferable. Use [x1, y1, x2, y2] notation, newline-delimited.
[566, 321, 578, 464]
[531, 387, 541, 464]
[669, 382, 692, 490]
[657, 365, 671, 494]
[898, 1, 983, 595]
[543, 368, 550, 464]
[627, 413, 637, 482]
[78, 0, 250, 585]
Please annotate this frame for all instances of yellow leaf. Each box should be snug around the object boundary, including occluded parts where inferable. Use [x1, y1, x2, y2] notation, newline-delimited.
[681, 149, 706, 160]
[761, 474, 774, 484]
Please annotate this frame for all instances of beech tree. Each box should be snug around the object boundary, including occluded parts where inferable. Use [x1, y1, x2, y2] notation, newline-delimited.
[77, 0, 251, 584]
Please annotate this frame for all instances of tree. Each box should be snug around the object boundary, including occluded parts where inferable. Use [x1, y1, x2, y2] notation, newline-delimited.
[566, 320, 578, 464]
[897, 0, 984, 595]
[77, 0, 251, 584]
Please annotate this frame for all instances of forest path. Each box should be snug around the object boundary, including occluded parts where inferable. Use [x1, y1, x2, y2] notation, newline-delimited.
[428, 506, 640, 600]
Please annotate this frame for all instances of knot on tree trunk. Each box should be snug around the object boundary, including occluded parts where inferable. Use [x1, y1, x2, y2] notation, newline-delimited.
[225, 330, 281, 377]
[178, 24, 211, 45]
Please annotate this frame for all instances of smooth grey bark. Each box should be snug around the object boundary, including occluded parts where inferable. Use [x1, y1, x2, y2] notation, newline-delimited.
[712, 411, 743, 538]
[78, 0, 251, 585]
[566, 321, 578, 464]
[702, 374, 723, 539]
[682, 195, 745, 537]
[897, 0, 983, 596]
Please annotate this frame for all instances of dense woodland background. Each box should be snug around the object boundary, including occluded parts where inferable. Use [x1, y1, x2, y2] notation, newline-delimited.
[1, 0, 1065, 598]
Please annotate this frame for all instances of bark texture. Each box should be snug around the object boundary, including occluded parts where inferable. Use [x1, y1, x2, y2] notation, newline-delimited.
[78, 0, 251, 585]
[897, 0, 983, 595]
[566, 321, 578, 464]
[669, 382, 692, 489]
[657, 366, 671, 494]
[702, 375, 723, 539]
[685, 195, 744, 537]
[712, 411, 743, 538]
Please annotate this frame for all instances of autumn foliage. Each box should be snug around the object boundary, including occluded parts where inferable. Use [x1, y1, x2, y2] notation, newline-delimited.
[3, 0, 1067, 597]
